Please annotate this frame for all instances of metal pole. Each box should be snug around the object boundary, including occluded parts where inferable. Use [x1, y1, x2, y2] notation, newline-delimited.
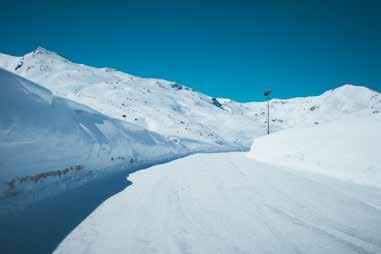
[267, 95, 270, 135]
[264, 88, 272, 135]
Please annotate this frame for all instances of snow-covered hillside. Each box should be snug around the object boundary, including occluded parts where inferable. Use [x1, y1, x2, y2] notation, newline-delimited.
[248, 113, 381, 188]
[1, 47, 380, 150]
[0, 47, 257, 149]
[246, 85, 381, 130]
[0, 68, 193, 204]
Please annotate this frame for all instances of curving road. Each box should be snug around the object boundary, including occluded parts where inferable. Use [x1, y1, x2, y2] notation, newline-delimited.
[55, 152, 381, 254]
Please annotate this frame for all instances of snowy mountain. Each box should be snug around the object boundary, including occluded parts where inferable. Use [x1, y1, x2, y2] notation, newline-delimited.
[0, 47, 380, 205]
[1, 47, 380, 150]
[1, 48, 381, 254]
[0, 68, 192, 205]
[246, 84, 381, 130]
[0, 47, 254, 149]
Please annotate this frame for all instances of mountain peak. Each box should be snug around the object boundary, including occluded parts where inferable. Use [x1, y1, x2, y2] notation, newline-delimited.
[321, 84, 378, 101]
[32, 46, 57, 56]
[22, 46, 69, 63]
[328, 84, 372, 94]
[336, 84, 361, 90]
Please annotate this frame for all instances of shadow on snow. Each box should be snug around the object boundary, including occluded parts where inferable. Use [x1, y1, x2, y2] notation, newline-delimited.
[0, 154, 190, 254]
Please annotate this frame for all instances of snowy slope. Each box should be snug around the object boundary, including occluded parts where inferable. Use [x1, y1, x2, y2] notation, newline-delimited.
[0, 48, 257, 149]
[246, 85, 381, 130]
[248, 113, 381, 188]
[0, 68, 192, 203]
[1, 47, 380, 150]
[54, 152, 381, 254]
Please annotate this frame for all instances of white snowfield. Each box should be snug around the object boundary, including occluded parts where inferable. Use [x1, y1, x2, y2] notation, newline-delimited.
[55, 152, 381, 254]
[1, 47, 380, 150]
[248, 114, 381, 188]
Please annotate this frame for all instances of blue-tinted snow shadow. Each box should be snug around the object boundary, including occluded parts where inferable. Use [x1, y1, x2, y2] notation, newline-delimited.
[0, 155, 188, 254]
[0, 169, 130, 254]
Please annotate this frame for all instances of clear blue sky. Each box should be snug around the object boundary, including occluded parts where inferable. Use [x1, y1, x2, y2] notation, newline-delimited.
[1, 0, 380, 101]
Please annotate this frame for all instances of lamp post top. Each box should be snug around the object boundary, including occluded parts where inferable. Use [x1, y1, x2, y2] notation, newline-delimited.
[264, 89, 272, 96]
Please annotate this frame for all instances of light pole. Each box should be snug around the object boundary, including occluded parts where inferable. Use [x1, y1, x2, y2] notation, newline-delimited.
[264, 89, 272, 135]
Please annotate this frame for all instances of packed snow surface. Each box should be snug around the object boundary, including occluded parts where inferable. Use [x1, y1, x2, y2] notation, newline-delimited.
[55, 152, 381, 254]
[248, 114, 381, 188]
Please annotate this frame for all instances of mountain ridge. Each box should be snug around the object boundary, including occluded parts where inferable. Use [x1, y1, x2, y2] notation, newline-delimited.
[1, 47, 377, 97]
[0, 48, 380, 150]
[0, 48, 380, 208]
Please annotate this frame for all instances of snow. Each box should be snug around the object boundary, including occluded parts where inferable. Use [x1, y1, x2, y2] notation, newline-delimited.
[1, 48, 380, 150]
[0, 68, 193, 206]
[248, 113, 381, 188]
[246, 84, 381, 130]
[0, 49, 252, 149]
[1, 47, 381, 253]
[54, 152, 381, 254]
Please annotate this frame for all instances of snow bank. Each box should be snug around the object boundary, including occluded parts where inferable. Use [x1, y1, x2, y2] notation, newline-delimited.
[0, 68, 190, 204]
[248, 114, 381, 188]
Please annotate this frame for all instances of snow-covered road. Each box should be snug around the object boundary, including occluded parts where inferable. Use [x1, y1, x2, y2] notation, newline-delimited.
[55, 152, 381, 254]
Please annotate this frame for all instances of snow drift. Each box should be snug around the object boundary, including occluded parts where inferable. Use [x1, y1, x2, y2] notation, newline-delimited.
[0, 68, 190, 203]
[248, 114, 381, 188]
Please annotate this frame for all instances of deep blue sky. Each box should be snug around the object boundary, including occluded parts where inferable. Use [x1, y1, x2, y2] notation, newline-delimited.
[1, 0, 380, 101]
